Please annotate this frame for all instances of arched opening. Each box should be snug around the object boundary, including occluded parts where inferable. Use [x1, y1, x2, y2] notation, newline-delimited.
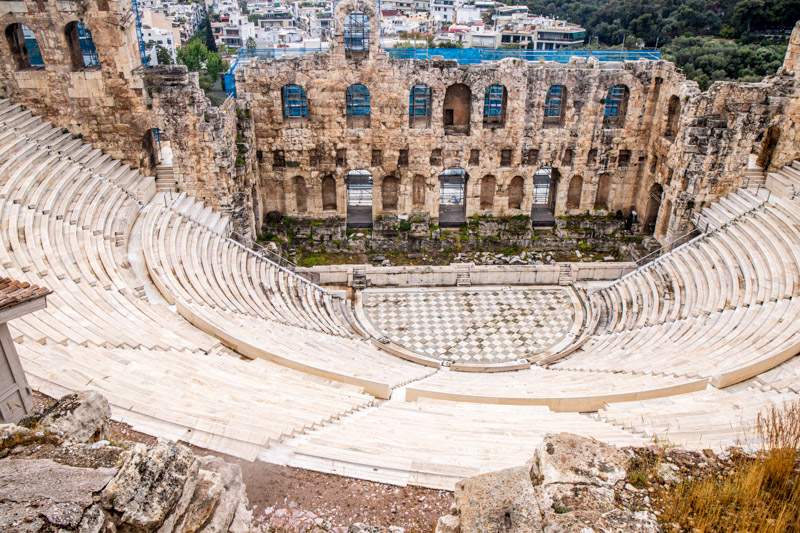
[65, 21, 100, 70]
[409, 84, 431, 128]
[595, 173, 611, 210]
[603, 85, 629, 128]
[480, 175, 496, 210]
[282, 84, 308, 126]
[531, 166, 559, 227]
[5, 24, 44, 69]
[443, 83, 471, 135]
[566, 175, 582, 209]
[508, 176, 524, 210]
[645, 183, 663, 233]
[757, 127, 781, 169]
[321, 175, 337, 211]
[412, 175, 426, 208]
[439, 168, 468, 227]
[543, 85, 566, 127]
[345, 170, 373, 227]
[664, 95, 680, 140]
[343, 11, 369, 59]
[483, 84, 507, 128]
[346, 84, 370, 128]
[293, 176, 307, 213]
[382, 175, 399, 211]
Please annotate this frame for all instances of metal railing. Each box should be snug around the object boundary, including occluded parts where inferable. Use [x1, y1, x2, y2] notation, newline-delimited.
[229, 230, 323, 287]
[607, 190, 770, 289]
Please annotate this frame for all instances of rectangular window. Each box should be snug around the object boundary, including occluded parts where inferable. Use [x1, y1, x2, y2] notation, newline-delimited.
[310, 148, 322, 168]
[483, 85, 504, 122]
[522, 148, 539, 166]
[605, 86, 625, 116]
[372, 149, 382, 166]
[500, 148, 512, 167]
[544, 86, 562, 117]
[469, 149, 480, 166]
[273, 150, 285, 169]
[618, 150, 631, 167]
[430, 148, 442, 166]
[398, 149, 409, 167]
[282, 85, 308, 118]
[336, 148, 346, 167]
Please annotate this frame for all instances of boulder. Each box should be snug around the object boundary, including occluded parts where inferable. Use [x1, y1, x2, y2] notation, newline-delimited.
[0, 458, 117, 532]
[455, 466, 543, 532]
[440, 434, 660, 533]
[529, 433, 628, 486]
[34, 391, 111, 443]
[102, 440, 198, 530]
[435, 514, 460, 533]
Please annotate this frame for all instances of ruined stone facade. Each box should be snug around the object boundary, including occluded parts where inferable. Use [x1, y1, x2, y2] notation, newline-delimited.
[237, 0, 800, 243]
[0, 0, 154, 172]
[1, 0, 799, 245]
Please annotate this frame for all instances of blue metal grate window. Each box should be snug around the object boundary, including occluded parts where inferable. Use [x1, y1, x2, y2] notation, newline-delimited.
[77, 22, 100, 68]
[544, 85, 564, 117]
[282, 84, 308, 118]
[409, 84, 431, 116]
[344, 12, 370, 58]
[21, 25, 44, 67]
[346, 84, 370, 116]
[483, 84, 504, 117]
[604, 85, 626, 116]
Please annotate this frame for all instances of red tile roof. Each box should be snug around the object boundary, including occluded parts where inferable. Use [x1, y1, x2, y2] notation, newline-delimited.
[0, 278, 51, 311]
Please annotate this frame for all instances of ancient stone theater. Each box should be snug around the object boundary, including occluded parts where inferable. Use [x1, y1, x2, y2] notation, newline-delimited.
[1, 0, 800, 492]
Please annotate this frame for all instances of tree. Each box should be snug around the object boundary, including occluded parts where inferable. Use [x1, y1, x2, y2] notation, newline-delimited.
[246, 36, 257, 50]
[156, 45, 172, 65]
[205, 51, 229, 81]
[177, 39, 208, 71]
[205, 17, 217, 53]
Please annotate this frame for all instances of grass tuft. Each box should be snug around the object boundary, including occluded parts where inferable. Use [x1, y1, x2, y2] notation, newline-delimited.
[658, 401, 800, 533]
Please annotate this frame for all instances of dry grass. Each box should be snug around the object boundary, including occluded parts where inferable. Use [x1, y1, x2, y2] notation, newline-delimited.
[658, 401, 800, 532]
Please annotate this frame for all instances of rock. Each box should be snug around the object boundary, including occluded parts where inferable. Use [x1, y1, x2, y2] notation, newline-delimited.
[455, 466, 543, 532]
[529, 433, 627, 486]
[575, 251, 582, 258]
[102, 440, 198, 530]
[35, 391, 111, 443]
[435, 513, 460, 533]
[0, 458, 117, 532]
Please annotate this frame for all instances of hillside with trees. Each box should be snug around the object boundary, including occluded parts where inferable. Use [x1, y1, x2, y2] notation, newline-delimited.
[515, 0, 797, 89]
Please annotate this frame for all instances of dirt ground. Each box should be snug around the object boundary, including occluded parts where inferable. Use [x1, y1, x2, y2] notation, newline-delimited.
[33, 392, 453, 532]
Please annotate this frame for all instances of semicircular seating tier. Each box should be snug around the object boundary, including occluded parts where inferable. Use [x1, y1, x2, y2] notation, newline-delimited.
[2, 98, 800, 491]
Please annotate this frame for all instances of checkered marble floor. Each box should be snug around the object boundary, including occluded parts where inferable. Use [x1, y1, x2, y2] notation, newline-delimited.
[361, 287, 575, 364]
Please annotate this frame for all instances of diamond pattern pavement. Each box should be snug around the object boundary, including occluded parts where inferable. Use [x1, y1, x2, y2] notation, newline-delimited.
[362, 288, 575, 364]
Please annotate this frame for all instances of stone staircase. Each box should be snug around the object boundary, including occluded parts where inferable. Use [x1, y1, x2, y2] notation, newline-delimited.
[766, 159, 800, 200]
[558, 263, 572, 285]
[155, 164, 176, 192]
[352, 266, 367, 289]
[455, 264, 471, 287]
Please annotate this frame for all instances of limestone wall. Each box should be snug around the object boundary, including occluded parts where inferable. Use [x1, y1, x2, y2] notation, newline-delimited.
[237, 0, 800, 246]
[0, 0, 154, 172]
[309, 262, 635, 287]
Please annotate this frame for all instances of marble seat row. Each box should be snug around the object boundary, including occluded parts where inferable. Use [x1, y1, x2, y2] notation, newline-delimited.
[557, 296, 800, 388]
[594, 188, 797, 334]
[596, 385, 800, 450]
[403, 365, 708, 411]
[142, 201, 357, 337]
[18, 338, 376, 461]
[283, 397, 645, 490]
